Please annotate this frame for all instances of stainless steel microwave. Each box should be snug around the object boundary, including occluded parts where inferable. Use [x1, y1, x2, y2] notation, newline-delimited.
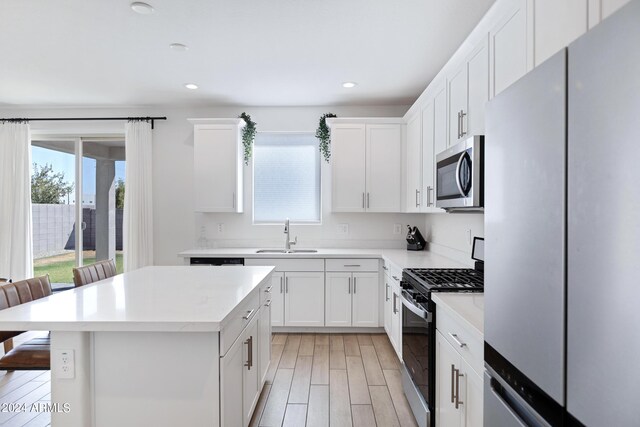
[435, 135, 484, 210]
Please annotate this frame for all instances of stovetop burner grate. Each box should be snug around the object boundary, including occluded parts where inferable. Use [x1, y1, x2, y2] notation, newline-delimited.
[404, 268, 484, 291]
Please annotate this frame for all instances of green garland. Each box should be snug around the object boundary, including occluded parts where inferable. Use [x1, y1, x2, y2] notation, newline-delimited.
[316, 113, 336, 162]
[239, 112, 257, 165]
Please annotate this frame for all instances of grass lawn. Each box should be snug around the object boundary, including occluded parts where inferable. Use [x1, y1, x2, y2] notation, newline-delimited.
[34, 252, 124, 284]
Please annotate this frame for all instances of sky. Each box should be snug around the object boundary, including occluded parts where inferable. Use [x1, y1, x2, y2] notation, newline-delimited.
[32, 146, 125, 204]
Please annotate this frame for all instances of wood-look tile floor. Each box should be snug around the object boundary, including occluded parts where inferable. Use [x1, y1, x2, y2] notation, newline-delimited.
[0, 333, 416, 427]
[250, 333, 418, 427]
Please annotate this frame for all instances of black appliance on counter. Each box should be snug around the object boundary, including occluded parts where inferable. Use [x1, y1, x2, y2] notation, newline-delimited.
[406, 225, 426, 251]
[401, 238, 484, 427]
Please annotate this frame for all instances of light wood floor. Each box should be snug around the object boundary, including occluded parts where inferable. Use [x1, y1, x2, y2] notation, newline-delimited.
[0, 333, 416, 427]
[250, 333, 418, 427]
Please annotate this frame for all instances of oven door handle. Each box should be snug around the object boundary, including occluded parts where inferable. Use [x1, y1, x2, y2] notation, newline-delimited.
[401, 291, 431, 319]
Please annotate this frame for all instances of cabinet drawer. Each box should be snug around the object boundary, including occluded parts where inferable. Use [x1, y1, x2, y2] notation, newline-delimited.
[220, 291, 260, 356]
[436, 305, 484, 376]
[244, 258, 324, 272]
[382, 259, 403, 282]
[326, 258, 379, 272]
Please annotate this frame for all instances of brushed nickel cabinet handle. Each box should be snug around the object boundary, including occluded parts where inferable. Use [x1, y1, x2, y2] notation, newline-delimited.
[348, 277, 351, 294]
[285, 277, 289, 293]
[460, 110, 467, 137]
[344, 264, 361, 267]
[265, 286, 272, 293]
[455, 368, 464, 408]
[449, 333, 467, 348]
[280, 277, 283, 293]
[415, 189, 420, 207]
[367, 193, 370, 208]
[385, 283, 389, 301]
[353, 277, 357, 294]
[451, 364, 456, 403]
[243, 309, 255, 320]
[265, 300, 272, 307]
[362, 192, 365, 209]
[245, 336, 253, 370]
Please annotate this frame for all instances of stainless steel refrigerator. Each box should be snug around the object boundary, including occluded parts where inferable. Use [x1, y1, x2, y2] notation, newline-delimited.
[484, 0, 640, 425]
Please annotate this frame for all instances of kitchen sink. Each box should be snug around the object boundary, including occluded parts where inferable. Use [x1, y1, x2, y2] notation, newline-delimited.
[255, 249, 318, 254]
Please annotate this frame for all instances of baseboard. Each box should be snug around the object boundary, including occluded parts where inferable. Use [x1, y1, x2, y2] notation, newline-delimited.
[273, 326, 385, 334]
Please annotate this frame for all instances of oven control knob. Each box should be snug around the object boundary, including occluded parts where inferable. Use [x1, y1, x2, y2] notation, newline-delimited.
[400, 281, 411, 290]
[415, 294, 428, 303]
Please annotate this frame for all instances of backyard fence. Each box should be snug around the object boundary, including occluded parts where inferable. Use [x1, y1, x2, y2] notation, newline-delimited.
[32, 204, 123, 259]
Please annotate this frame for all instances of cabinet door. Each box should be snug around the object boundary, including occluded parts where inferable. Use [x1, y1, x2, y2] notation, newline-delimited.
[461, 360, 483, 427]
[467, 38, 489, 137]
[490, 0, 532, 97]
[325, 272, 352, 327]
[433, 85, 448, 157]
[243, 317, 260, 427]
[390, 286, 402, 358]
[448, 64, 468, 146]
[258, 302, 272, 386]
[331, 124, 366, 212]
[193, 124, 242, 213]
[220, 330, 244, 427]
[534, 0, 587, 66]
[436, 331, 462, 427]
[352, 272, 379, 327]
[421, 101, 436, 211]
[366, 124, 402, 212]
[383, 275, 392, 336]
[270, 272, 285, 327]
[284, 272, 325, 327]
[405, 113, 423, 212]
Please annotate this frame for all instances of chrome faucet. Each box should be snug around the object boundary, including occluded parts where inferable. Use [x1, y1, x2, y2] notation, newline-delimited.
[284, 218, 297, 252]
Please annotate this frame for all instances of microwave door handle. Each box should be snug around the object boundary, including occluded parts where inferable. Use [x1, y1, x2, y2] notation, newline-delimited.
[455, 152, 466, 197]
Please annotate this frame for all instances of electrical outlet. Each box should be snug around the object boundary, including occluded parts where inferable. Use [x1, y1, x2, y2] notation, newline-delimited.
[393, 224, 402, 234]
[217, 223, 224, 233]
[337, 224, 349, 234]
[55, 349, 75, 379]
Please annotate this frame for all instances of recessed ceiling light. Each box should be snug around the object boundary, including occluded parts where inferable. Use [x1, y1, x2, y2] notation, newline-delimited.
[130, 2, 154, 14]
[184, 83, 199, 90]
[342, 82, 357, 88]
[170, 43, 189, 52]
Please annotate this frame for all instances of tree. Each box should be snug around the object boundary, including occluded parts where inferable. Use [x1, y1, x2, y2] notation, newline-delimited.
[31, 163, 74, 204]
[115, 179, 125, 209]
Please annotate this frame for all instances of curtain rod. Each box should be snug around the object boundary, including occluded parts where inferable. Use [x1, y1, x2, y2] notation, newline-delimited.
[0, 116, 167, 129]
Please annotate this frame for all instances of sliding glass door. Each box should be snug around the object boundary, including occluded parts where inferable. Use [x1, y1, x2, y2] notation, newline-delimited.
[31, 137, 125, 288]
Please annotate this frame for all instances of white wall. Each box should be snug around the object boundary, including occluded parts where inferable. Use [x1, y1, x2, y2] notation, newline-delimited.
[2, 105, 434, 265]
[423, 213, 484, 264]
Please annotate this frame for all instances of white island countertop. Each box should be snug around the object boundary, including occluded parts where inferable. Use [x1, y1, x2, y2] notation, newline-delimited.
[0, 266, 274, 332]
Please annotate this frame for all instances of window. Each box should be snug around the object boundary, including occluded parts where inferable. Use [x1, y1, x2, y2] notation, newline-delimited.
[253, 133, 321, 223]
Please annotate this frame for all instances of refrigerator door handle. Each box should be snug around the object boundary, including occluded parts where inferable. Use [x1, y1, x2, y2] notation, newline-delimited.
[489, 378, 529, 427]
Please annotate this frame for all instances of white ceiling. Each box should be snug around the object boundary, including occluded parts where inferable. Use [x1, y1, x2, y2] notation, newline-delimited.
[0, 0, 495, 107]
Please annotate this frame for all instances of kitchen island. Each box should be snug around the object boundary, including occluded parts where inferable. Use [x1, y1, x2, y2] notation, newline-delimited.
[0, 266, 274, 427]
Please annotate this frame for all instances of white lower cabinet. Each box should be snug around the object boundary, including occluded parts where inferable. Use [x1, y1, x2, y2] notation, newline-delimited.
[221, 310, 261, 427]
[435, 302, 484, 427]
[284, 272, 325, 327]
[258, 297, 272, 385]
[269, 272, 285, 327]
[325, 271, 379, 327]
[383, 263, 403, 359]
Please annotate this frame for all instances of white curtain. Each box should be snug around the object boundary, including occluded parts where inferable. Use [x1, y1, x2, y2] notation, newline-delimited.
[0, 122, 33, 281]
[123, 121, 154, 272]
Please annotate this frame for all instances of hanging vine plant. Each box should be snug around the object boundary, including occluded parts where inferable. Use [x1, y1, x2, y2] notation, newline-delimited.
[316, 113, 336, 163]
[239, 112, 257, 165]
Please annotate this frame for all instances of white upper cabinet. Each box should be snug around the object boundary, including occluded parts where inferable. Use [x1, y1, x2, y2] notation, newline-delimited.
[534, 0, 588, 66]
[421, 101, 436, 211]
[600, 0, 632, 20]
[490, 0, 533, 98]
[190, 118, 244, 213]
[331, 124, 367, 212]
[366, 124, 402, 212]
[448, 37, 489, 147]
[405, 112, 423, 212]
[433, 85, 448, 158]
[330, 119, 402, 213]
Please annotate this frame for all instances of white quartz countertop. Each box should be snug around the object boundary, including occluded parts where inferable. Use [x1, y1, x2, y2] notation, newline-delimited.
[0, 266, 274, 332]
[432, 293, 484, 336]
[179, 248, 468, 270]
